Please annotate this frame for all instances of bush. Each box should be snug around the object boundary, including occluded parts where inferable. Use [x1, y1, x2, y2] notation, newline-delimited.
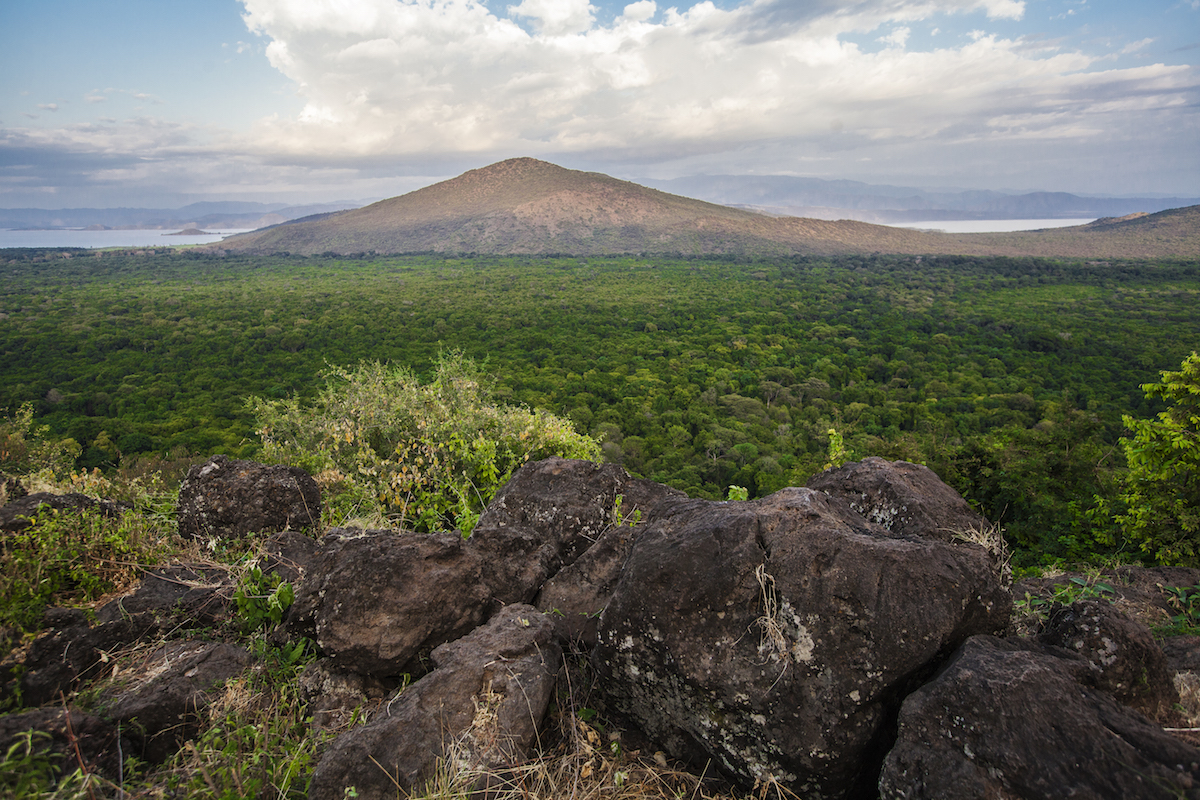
[1114, 352, 1200, 565]
[248, 353, 600, 534]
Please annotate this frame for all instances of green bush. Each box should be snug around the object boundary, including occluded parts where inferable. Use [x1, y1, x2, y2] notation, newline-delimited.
[0, 505, 162, 633]
[0, 402, 80, 481]
[249, 353, 599, 535]
[1114, 352, 1200, 565]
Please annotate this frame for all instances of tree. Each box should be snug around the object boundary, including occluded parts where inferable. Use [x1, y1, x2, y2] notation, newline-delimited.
[248, 352, 599, 535]
[1115, 352, 1200, 565]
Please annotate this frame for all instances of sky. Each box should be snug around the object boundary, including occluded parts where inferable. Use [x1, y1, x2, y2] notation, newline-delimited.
[1, 0, 1198, 209]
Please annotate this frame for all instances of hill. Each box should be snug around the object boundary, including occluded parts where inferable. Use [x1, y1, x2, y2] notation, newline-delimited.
[216, 158, 1200, 258]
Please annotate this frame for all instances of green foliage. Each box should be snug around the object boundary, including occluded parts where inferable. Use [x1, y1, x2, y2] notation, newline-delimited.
[1114, 352, 1200, 565]
[1160, 584, 1200, 636]
[4, 250, 1200, 562]
[250, 352, 600, 534]
[726, 485, 749, 501]
[0, 731, 58, 796]
[0, 402, 80, 481]
[0, 505, 160, 634]
[164, 640, 322, 800]
[234, 563, 295, 633]
[610, 494, 643, 527]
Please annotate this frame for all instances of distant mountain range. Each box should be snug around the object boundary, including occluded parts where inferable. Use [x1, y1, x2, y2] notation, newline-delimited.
[216, 158, 1200, 260]
[641, 175, 1200, 223]
[0, 201, 365, 231]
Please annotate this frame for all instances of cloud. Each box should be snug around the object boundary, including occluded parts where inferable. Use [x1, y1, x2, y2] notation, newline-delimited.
[233, 0, 1195, 174]
[37, 104, 59, 112]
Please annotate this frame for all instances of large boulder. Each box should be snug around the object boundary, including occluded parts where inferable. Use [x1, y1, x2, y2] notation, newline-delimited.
[594, 486, 1010, 799]
[176, 455, 320, 541]
[284, 528, 492, 677]
[470, 457, 684, 606]
[808, 457, 990, 543]
[308, 604, 561, 800]
[1038, 599, 1177, 718]
[879, 635, 1200, 799]
[104, 640, 252, 762]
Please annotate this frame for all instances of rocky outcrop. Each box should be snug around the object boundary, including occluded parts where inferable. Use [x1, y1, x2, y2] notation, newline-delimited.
[284, 528, 492, 677]
[470, 456, 684, 606]
[2, 456, 1194, 799]
[807, 457, 989, 542]
[1038, 599, 1178, 717]
[176, 454, 320, 540]
[307, 604, 561, 800]
[593, 487, 1010, 799]
[880, 635, 1200, 799]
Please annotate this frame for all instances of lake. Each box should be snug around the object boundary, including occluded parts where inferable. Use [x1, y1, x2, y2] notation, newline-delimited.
[885, 218, 1095, 233]
[0, 228, 253, 249]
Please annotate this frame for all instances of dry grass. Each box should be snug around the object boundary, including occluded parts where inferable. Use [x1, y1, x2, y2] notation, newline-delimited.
[950, 522, 1012, 587]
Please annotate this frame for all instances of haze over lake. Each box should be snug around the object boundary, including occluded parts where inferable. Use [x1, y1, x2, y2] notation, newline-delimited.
[0, 229, 253, 249]
[885, 219, 1096, 234]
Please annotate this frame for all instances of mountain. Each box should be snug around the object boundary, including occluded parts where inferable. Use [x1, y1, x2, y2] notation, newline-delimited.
[216, 158, 1200, 259]
[644, 175, 1200, 223]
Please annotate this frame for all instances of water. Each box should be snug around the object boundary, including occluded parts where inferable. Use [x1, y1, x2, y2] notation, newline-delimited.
[0, 228, 254, 249]
[885, 218, 1095, 234]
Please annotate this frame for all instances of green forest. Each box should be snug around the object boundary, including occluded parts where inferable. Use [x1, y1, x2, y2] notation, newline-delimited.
[2, 247, 1198, 567]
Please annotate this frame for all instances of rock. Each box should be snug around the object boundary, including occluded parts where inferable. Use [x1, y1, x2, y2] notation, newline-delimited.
[104, 641, 251, 762]
[308, 604, 561, 800]
[1162, 636, 1200, 674]
[3, 609, 149, 708]
[298, 659, 397, 731]
[261, 530, 321, 583]
[471, 456, 684, 605]
[94, 564, 231, 627]
[807, 457, 990, 543]
[594, 486, 1010, 799]
[1038, 599, 1177, 717]
[176, 455, 320, 541]
[0, 707, 129, 783]
[0, 491, 129, 533]
[535, 519, 639, 645]
[285, 528, 491, 677]
[879, 635, 1200, 800]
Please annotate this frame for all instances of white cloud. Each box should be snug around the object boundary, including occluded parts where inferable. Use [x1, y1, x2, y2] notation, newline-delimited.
[232, 0, 1194, 170]
[509, 0, 595, 35]
[38, 103, 59, 112]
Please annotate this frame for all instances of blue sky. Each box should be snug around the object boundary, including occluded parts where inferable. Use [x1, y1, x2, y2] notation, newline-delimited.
[2, 0, 1197, 208]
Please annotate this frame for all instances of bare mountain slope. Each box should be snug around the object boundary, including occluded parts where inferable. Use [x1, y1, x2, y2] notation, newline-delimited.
[218, 158, 1200, 259]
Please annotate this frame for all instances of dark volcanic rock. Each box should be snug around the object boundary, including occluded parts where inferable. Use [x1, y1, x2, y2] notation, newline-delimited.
[471, 456, 684, 606]
[807, 457, 990, 542]
[0, 491, 129, 533]
[95, 565, 231, 627]
[1038, 599, 1177, 717]
[879, 635, 1200, 800]
[285, 528, 491, 676]
[298, 659, 396, 731]
[105, 640, 252, 762]
[3, 609, 148, 708]
[308, 604, 561, 800]
[176, 455, 320, 541]
[594, 486, 1010, 799]
[0, 707, 128, 783]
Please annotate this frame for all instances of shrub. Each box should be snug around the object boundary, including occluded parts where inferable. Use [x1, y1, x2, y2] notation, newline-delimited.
[1114, 352, 1200, 565]
[248, 353, 599, 535]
